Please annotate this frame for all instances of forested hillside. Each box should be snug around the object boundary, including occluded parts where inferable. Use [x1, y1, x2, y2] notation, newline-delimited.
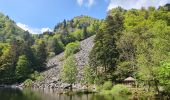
[0, 13, 47, 84]
[89, 4, 170, 94]
[0, 14, 100, 84]
[41, 15, 100, 56]
[0, 3, 170, 96]
[0, 13, 28, 42]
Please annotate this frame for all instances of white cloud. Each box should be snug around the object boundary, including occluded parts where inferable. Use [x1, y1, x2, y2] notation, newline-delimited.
[107, 0, 170, 10]
[87, 0, 95, 7]
[16, 22, 52, 34]
[41, 28, 52, 33]
[76, 0, 95, 7]
[77, 0, 83, 6]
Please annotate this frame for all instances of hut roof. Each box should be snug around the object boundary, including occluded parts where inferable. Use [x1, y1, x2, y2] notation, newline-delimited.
[124, 77, 135, 82]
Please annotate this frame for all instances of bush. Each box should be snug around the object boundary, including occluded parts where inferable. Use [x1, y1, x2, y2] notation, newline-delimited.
[30, 71, 43, 81]
[103, 81, 113, 90]
[59, 56, 65, 61]
[23, 79, 33, 87]
[70, 29, 83, 41]
[94, 75, 105, 85]
[111, 84, 131, 95]
[96, 85, 103, 91]
[64, 41, 80, 58]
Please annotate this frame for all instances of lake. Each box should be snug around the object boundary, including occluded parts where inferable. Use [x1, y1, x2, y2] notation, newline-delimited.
[0, 87, 130, 100]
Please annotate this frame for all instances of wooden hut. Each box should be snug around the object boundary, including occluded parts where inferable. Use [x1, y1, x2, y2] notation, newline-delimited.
[124, 77, 136, 87]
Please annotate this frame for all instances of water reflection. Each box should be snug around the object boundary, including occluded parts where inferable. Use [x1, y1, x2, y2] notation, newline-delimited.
[0, 88, 129, 100]
[0, 88, 42, 100]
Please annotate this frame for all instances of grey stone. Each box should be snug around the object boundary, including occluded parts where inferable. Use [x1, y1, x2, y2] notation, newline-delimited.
[31, 35, 95, 89]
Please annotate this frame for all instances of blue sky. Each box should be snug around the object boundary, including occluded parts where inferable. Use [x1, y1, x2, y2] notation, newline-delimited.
[0, 0, 170, 34]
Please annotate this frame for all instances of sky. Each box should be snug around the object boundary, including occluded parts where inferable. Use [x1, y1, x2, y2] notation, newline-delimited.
[0, 0, 170, 34]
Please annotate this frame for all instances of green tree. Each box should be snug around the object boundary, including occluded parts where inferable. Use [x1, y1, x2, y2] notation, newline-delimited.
[89, 8, 124, 80]
[0, 47, 14, 84]
[60, 55, 77, 90]
[34, 40, 47, 71]
[10, 38, 22, 69]
[136, 20, 170, 93]
[82, 26, 88, 39]
[47, 37, 63, 55]
[82, 66, 95, 84]
[64, 42, 80, 58]
[70, 29, 83, 41]
[16, 55, 31, 80]
[157, 61, 170, 94]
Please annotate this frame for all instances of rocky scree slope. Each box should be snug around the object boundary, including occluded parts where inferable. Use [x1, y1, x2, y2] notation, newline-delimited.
[32, 35, 95, 89]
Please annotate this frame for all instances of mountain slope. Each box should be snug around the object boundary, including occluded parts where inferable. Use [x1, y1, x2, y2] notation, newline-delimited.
[32, 35, 95, 89]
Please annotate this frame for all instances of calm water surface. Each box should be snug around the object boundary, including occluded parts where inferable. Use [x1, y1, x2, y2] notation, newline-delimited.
[0, 88, 129, 100]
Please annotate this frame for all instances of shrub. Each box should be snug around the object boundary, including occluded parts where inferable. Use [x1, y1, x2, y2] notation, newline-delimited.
[70, 29, 83, 41]
[111, 84, 131, 95]
[64, 42, 80, 58]
[48, 52, 55, 58]
[30, 71, 43, 81]
[96, 85, 103, 91]
[94, 75, 105, 85]
[59, 56, 65, 61]
[23, 79, 33, 87]
[103, 81, 113, 90]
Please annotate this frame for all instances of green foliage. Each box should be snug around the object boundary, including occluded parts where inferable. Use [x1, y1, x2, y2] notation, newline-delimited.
[0, 13, 99, 84]
[60, 55, 77, 84]
[111, 84, 131, 95]
[157, 61, 170, 94]
[0, 4, 170, 92]
[34, 40, 48, 71]
[16, 55, 32, 80]
[82, 66, 95, 84]
[64, 41, 80, 58]
[48, 52, 56, 58]
[0, 43, 9, 56]
[54, 15, 100, 45]
[23, 79, 33, 87]
[114, 61, 135, 81]
[93, 75, 106, 85]
[46, 37, 63, 55]
[89, 8, 124, 81]
[96, 85, 103, 91]
[70, 29, 83, 41]
[88, 6, 170, 95]
[0, 46, 15, 84]
[102, 81, 113, 90]
[30, 71, 43, 81]
[0, 13, 26, 42]
[0, 14, 100, 85]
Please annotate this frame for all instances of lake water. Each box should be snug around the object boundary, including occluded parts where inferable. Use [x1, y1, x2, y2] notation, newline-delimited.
[0, 87, 130, 100]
